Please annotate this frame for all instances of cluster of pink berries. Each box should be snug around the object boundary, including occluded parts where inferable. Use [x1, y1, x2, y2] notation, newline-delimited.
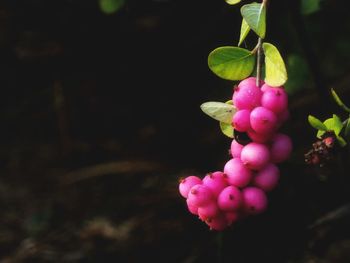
[178, 77, 292, 231]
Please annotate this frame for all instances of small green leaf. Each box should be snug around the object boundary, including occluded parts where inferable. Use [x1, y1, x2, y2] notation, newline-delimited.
[99, 0, 125, 15]
[208, 46, 256, 80]
[308, 115, 327, 131]
[241, 3, 266, 38]
[345, 117, 350, 137]
[238, 19, 250, 47]
[332, 114, 343, 136]
[331, 88, 350, 113]
[263, 42, 288, 87]
[316, 115, 344, 138]
[301, 0, 321, 15]
[200, 101, 237, 124]
[336, 135, 347, 147]
[220, 122, 234, 138]
[226, 0, 241, 5]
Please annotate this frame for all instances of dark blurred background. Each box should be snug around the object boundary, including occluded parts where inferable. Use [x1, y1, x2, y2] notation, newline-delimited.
[1, 0, 350, 262]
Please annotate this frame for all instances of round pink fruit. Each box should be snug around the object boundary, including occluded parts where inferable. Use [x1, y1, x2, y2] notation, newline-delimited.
[223, 158, 253, 187]
[250, 106, 278, 134]
[240, 142, 270, 170]
[202, 171, 228, 197]
[242, 187, 268, 215]
[252, 163, 280, 191]
[233, 78, 263, 110]
[198, 200, 219, 221]
[187, 184, 214, 207]
[186, 198, 198, 215]
[232, 109, 251, 132]
[179, 176, 202, 198]
[261, 87, 288, 114]
[205, 213, 228, 231]
[217, 185, 242, 211]
[230, 139, 244, 158]
[270, 133, 293, 163]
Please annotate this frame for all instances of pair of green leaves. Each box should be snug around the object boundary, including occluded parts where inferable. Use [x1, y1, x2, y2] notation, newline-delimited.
[308, 88, 350, 146]
[200, 101, 236, 138]
[208, 2, 287, 87]
[308, 114, 347, 146]
[226, 1, 266, 40]
[208, 42, 287, 87]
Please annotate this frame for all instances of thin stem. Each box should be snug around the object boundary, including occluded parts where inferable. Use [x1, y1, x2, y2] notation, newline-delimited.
[256, 37, 263, 87]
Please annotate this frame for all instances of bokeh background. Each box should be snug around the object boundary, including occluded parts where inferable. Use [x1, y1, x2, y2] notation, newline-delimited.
[1, 0, 350, 262]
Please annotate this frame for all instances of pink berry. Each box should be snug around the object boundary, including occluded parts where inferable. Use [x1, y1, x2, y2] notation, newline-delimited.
[241, 142, 270, 170]
[205, 213, 228, 231]
[217, 185, 242, 211]
[261, 87, 288, 114]
[186, 198, 198, 215]
[232, 109, 251, 132]
[250, 106, 278, 134]
[187, 184, 214, 207]
[230, 139, 244, 158]
[232, 78, 263, 110]
[225, 211, 240, 226]
[247, 129, 273, 143]
[198, 200, 219, 221]
[223, 158, 253, 187]
[252, 163, 280, 191]
[261, 83, 273, 92]
[277, 109, 290, 126]
[238, 76, 264, 88]
[242, 187, 268, 215]
[202, 171, 228, 197]
[270, 133, 292, 163]
[179, 176, 202, 198]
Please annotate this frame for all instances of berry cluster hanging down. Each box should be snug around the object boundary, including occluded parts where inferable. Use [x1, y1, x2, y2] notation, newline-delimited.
[178, 77, 292, 231]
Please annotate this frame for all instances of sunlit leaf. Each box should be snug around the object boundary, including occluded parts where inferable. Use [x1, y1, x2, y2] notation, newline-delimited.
[220, 122, 234, 138]
[308, 115, 327, 131]
[99, 0, 125, 15]
[208, 46, 255, 80]
[336, 135, 347, 147]
[263, 42, 288, 87]
[238, 19, 250, 47]
[331, 88, 350, 113]
[241, 2, 266, 38]
[200, 101, 237, 124]
[316, 115, 344, 138]
[345, 117, 350, 137]
[226, 0, 241, 5]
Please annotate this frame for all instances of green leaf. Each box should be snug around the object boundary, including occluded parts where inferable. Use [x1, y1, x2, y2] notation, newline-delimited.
[332, 114, 343, 136]
[345, 117, 350, 137]
[316, 115, 344, 138]
[208, 46, 256, 80]
[99, 0, 125, 15]
[238, 19, 251, 47]
[200, 101, 237, 124]
[220, 122, 234, 138]
[301, 0, 321, 15]
[226, 0, 241, 5]
[241, 2, 266, 38]
[336, 135, 347, 147]
[263, 42, 288, 87]
[308, 115, 327, 131]
[331, 88, 350, 113]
